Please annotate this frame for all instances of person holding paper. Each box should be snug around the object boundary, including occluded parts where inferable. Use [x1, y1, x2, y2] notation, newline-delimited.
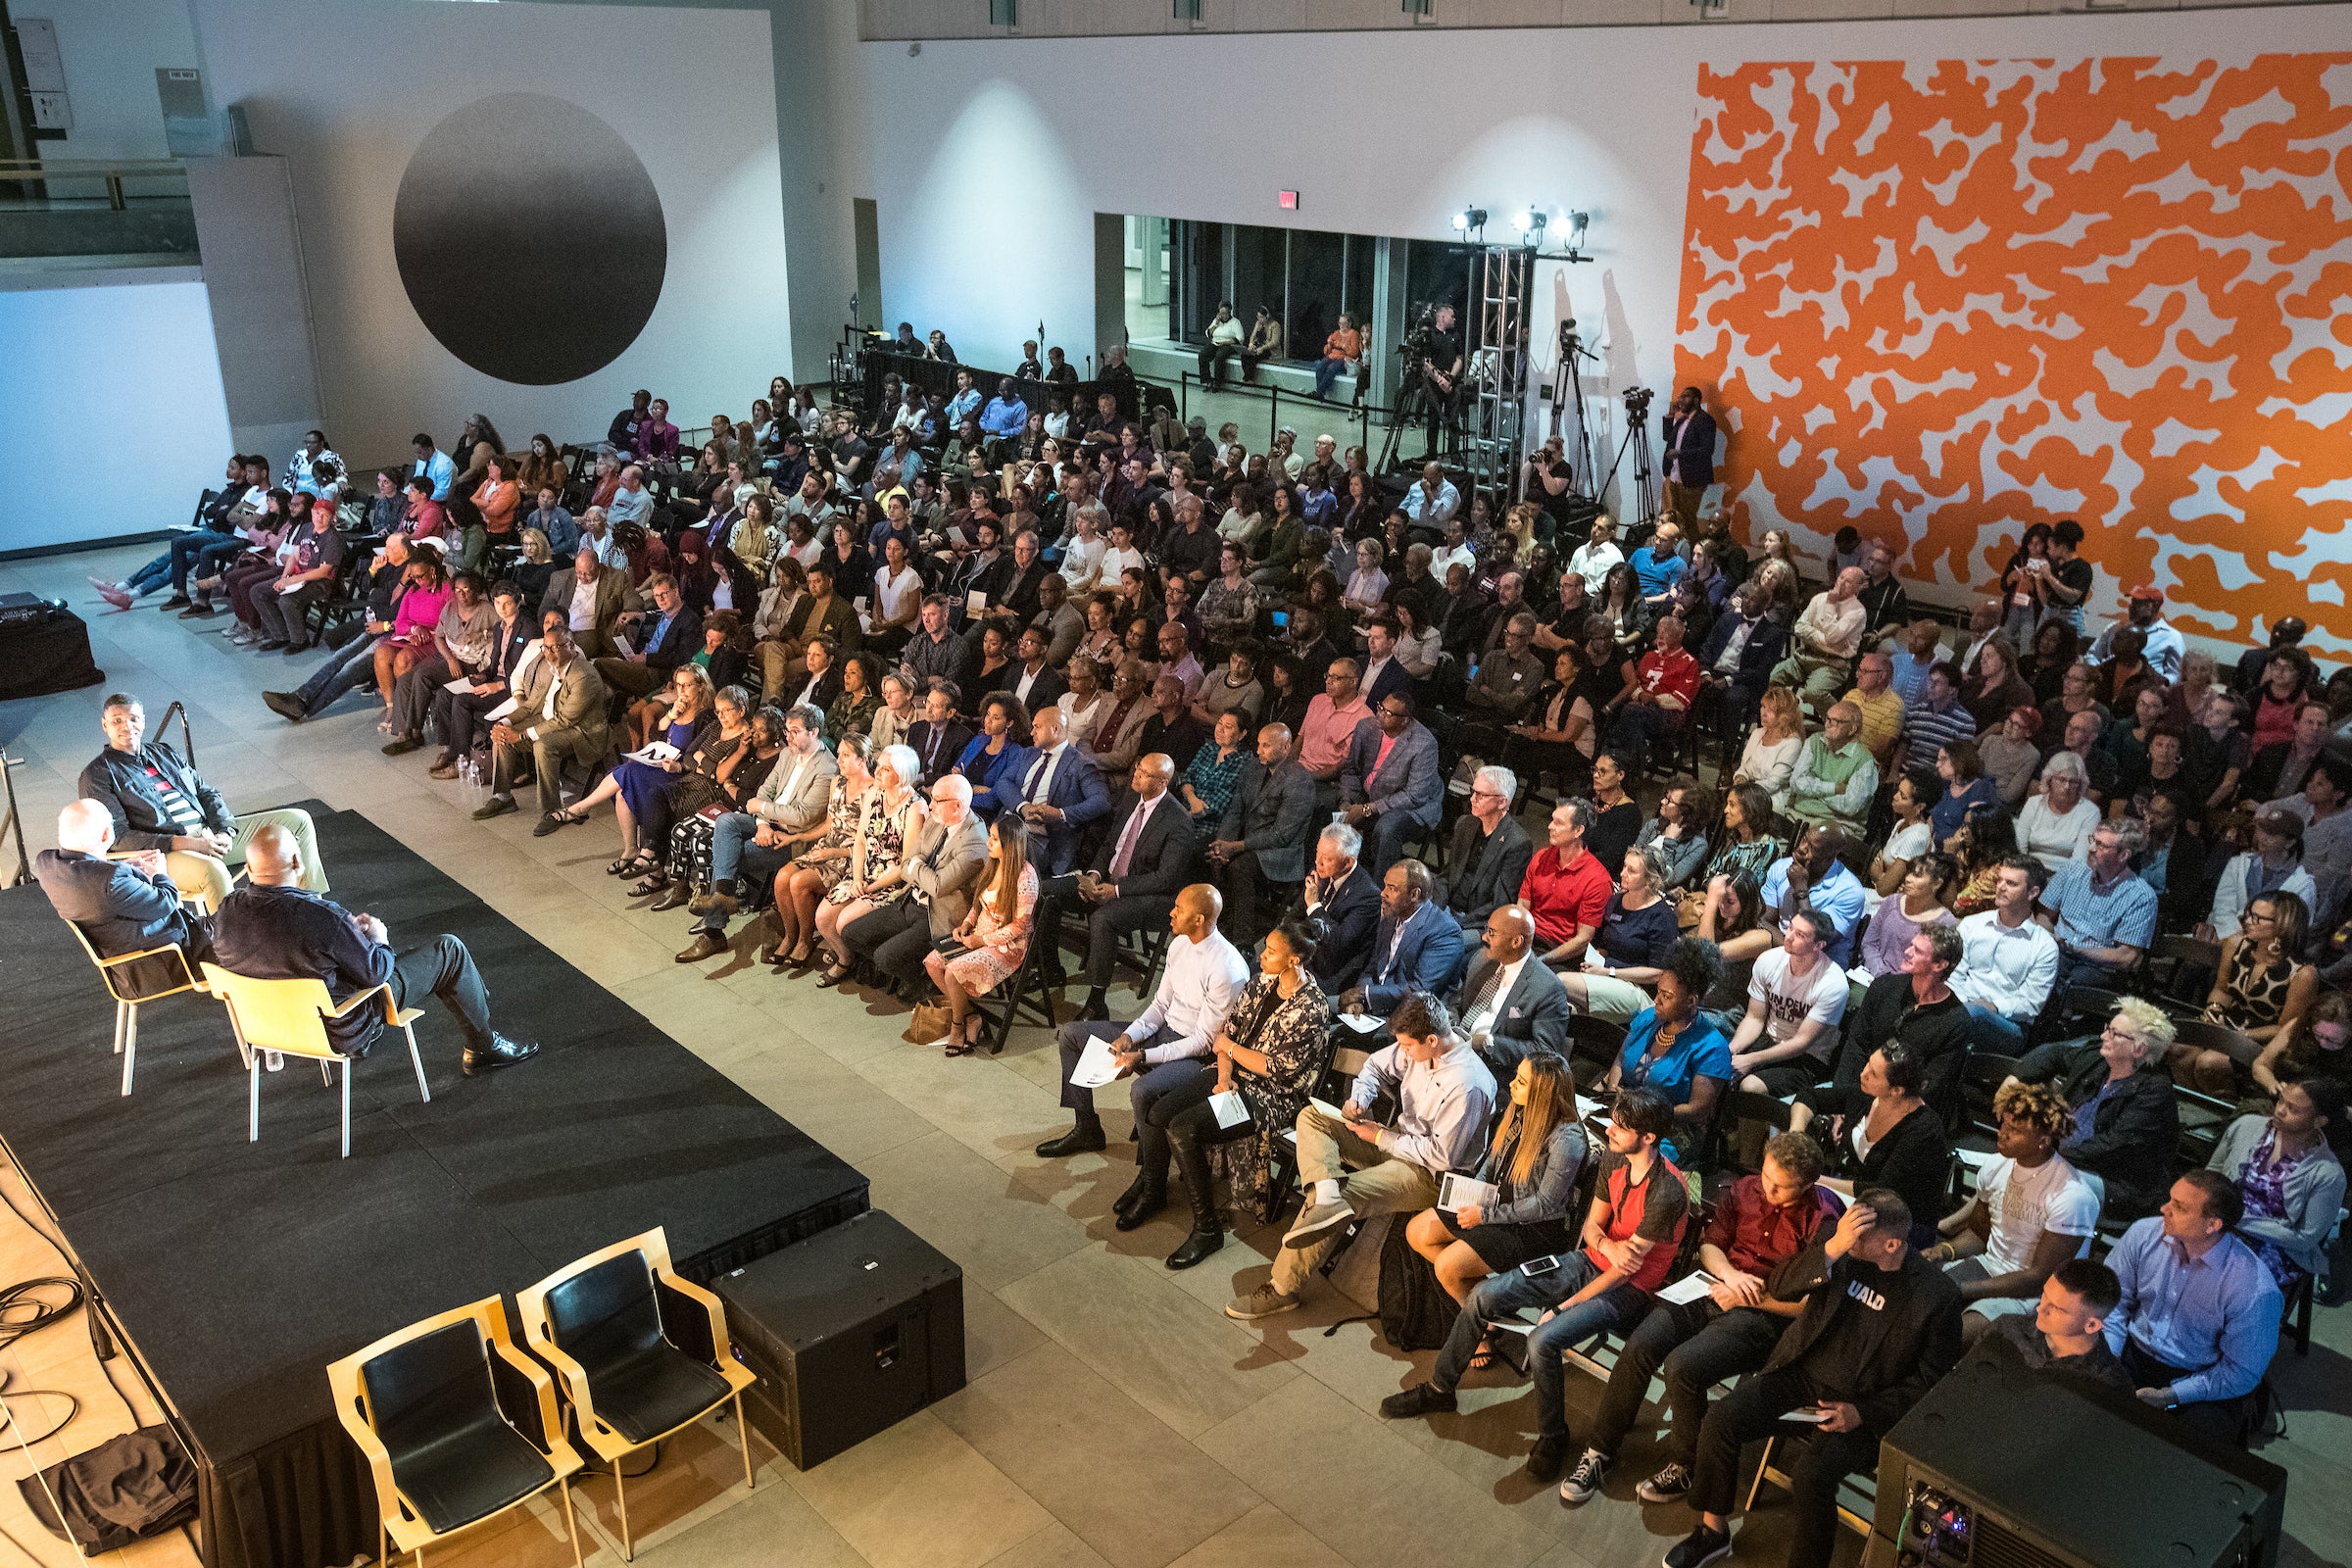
[1664, 1189, 1962, 1568]
[1568, 1132, 1842, 1509]
[1379, 1088, 1687, 1475]
[1340, 859, 1465, 1021]
[1036, 884, 1249, 1161]
[472, 625, 612, 834]
[425, 582, 533, 778]
[1132, 913, 1334, 1267]
[1228, 993, 1496, 1322]
[1403, 1052, 1588, 1305]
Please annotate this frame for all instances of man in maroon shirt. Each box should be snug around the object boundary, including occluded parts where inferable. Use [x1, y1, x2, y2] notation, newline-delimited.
[1560, 1131, 1843, 1506]
[1520, 798, 1615, 967]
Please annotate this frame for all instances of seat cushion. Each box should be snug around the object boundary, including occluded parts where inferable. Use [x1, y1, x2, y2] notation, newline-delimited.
[590, 1344, 732, 1446]
[361, 1323, 554, 1537]
[388, 1413, 557, 1536]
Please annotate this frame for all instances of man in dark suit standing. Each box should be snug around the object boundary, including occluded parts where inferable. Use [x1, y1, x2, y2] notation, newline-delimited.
[1342, 859, 1464, 1018]
[1208, 723, 1317, 943]
[1661, 385, 1718, 536]
[1012, 706, 1111, 876]
[1450, 906, 1571, 1079]
[1445, 763, 1535, 936]
[37, 800, 213, 993]
[1295, 821, 1381, 995]
[1042, 753, 1198, 1019]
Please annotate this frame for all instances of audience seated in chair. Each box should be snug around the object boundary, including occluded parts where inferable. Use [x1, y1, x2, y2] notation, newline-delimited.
[2007, 998, 2182, 1219]
[1925, 1080, 2101, 1342]
[1400, 1050, 1588, 1310]
[1292, 821, 1382, 995]
[1450, 905, 1572, 1080]
[2103, 1169, 2282, 1446]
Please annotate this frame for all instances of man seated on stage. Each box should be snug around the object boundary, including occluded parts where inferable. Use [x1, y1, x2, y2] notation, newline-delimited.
[80, 691, 327, 909]
[1037, 885, 1249, 1160]
[37, 800, 214, 987]
[2103, 1169, 2282, 1446]
[1664, 1189, 1964, 1568]
[211, 826, 538, 1076]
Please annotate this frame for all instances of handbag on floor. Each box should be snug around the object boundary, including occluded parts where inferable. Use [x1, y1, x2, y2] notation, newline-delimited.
[903, 1001, 951, 1045]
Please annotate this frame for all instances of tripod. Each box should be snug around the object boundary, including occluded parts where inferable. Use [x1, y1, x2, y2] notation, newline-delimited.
[1551, 320, 1599, 501]
[1594, 405, 1659, 529]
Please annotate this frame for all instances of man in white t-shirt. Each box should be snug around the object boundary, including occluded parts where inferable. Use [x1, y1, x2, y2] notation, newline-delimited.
[1723, 906, 1847, 1097]
[1926, 1079, 2099, 1338]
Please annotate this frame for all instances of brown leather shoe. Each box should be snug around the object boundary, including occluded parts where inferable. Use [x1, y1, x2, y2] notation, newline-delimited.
[428, 761, 460, 780]
[649, 881, 694, 912]
[675, 933, 727, 963]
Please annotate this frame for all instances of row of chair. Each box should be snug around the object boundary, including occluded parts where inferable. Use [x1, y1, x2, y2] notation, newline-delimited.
[329, 1225, 758, 1568]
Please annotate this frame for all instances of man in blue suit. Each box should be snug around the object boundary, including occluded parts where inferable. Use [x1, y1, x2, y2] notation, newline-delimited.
[1012, 705, 1110, 876]
[1340, 692, 1444, 876]
[1341, 858, 1463, 1018]
[1661, 384, 1718, 535]
[36, 800, 212, 994]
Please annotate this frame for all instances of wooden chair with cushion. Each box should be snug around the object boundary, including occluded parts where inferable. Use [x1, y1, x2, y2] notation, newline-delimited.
[200, 963, 429, 1157]
[63, 918, 205, 1098]
[328, 1297, 586, 1568]
[515, 1227, 758, 1561]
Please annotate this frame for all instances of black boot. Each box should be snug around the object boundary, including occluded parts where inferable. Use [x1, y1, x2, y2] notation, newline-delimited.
[1164, 1127, 1225, 1269]
[1114, 1143, 1169, 1230]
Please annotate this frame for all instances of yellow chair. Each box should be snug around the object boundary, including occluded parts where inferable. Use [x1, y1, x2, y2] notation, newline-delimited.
[200, 963, 429, 1158]
[328, 1297, 587, 1568]
[62, 918, 205, 1098]
[515, 1228, 759, 1560]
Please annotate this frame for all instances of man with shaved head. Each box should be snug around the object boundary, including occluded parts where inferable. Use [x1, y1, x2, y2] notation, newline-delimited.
[1207, 722, 1317, 943]
[37, 799, 214, 989]
[210, 825, 539, 1075]
[1040, 752, 1199, 1020]
[1037, 883, 1249, 1163]
[1446, 905, 1571, 1078]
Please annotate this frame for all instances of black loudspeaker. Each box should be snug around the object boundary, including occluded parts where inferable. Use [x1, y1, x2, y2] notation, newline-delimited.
[711, 1209, 964, 1470]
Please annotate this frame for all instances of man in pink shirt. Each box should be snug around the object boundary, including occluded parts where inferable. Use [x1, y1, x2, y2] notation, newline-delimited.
[1298, 657, 1371, 816]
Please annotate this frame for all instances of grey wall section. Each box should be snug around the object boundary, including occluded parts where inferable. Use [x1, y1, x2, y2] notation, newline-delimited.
[182, 154, 321, 462]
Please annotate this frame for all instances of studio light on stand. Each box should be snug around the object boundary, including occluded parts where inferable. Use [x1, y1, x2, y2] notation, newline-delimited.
[1450, 206, 1488, 240]
[1511, 208, 1546, 246]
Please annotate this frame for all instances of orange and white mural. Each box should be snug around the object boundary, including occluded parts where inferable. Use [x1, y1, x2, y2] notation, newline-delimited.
[1676, 55, 2352, 647]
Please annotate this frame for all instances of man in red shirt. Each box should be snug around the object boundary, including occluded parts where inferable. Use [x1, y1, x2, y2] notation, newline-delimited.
[1607, 612, 1700, 777]
[1296, 656, 1371, 816]
[1563, 1131, 1844, 1506]
[1520, 798, 1615, 967]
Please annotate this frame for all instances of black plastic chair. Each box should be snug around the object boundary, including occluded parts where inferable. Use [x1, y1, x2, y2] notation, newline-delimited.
[328, 1298, 586, 1568]
[517, 1227, 758, 1560]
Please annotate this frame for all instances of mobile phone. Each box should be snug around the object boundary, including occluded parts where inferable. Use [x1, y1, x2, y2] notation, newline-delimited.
[1518, 1253, 1565, 1277]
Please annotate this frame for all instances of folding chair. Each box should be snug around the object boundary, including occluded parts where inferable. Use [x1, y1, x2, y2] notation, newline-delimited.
[63, 919, 205, 1097]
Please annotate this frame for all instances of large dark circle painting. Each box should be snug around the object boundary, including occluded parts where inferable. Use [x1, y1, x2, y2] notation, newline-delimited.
[392, 94, 666, 385]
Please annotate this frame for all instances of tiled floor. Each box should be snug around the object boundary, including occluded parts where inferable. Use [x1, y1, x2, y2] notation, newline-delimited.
[2, 543, 2347, 1568]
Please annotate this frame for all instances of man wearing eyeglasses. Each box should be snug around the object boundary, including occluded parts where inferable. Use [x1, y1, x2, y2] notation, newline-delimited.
[1446, 763, 1535, 933]
[1339, 691, 1443, 876]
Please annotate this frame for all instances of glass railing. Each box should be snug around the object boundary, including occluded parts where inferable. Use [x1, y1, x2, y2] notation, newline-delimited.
[0, 158, 197, 262]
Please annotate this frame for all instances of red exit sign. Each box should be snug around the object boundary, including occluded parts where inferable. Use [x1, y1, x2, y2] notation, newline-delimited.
[1277, 190, 1298, 211]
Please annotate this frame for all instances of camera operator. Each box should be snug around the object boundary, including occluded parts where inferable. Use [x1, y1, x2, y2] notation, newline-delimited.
[1662, 386, 1717, 535]
[1417, 304, 1463, 461]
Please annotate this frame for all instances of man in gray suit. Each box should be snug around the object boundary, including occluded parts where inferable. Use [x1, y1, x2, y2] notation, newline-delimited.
[1207, 722, 1316, 944]
[844, 775, 989, 994]
[474, 626, 612, 832]
[1340, 691, 1444, 876]
[1450, 905, 1572, 1080]
[677, 703, 840, 960]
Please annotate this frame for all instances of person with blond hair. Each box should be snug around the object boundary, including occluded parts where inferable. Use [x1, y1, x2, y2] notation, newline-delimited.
[1928, 1080, 2101, 1339]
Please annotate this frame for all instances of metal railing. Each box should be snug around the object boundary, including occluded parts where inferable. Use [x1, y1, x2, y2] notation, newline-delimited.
[0, 158, 190, 211]
[1171, 368, 1394, 463]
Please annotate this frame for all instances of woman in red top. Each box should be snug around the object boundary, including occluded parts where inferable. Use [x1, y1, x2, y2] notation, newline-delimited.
[471, 455, 519, 544]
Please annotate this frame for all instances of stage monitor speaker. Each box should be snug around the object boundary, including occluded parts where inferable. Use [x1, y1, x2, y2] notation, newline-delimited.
[712, 1208, 963, 1470]
[1871, 1339, 2286, 1568]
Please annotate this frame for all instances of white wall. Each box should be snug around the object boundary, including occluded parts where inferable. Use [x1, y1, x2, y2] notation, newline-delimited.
[0, 272, 232, 552]
[858, 8, 2352, 596]
[185, 0, 792, 465]
[22, 0, 199, 161]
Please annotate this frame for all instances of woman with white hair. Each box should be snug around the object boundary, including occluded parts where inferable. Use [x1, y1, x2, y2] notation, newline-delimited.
[2007, 997, 2182, 1217]
[2018, 749, 2101, 868]
[813, 742, 927, 986]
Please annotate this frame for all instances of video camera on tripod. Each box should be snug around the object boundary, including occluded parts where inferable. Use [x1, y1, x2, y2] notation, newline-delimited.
[1622, 384, 1653, 420]
[1396, 303, 1437, 395]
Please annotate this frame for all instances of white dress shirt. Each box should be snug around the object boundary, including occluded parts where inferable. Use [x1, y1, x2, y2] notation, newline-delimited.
[1127, 929, 1251, 1063]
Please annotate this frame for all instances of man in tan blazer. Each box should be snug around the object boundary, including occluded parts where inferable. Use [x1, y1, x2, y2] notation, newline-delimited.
[539, 543, 640, 661]
[842, 774, 988, 992]
[473, 625, 612, 829]
[675, 702, 840, 960]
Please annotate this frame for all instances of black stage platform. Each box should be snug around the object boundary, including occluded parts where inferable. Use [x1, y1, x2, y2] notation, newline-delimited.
[0, 808, 868, 1568]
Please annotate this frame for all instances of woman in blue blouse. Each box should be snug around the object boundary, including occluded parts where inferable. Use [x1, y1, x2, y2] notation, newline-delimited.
[1607, 937, 1734, 1162]
[1555, 842, 1685, 1025]
[954, 692, 1034, 820]
[1930, 737, 2003, 851]
[1177, 710, 1251, 839]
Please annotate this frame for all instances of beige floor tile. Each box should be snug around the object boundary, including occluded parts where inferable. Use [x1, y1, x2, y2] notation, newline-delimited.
[979, 1522, 1112, 1568]
[783, 1410, 1051, 1568]
[961, 1285, 1051, 1382]
[995, 1247, 1299, 1440]
[933, 1343, 1258, 1567]
[1165, 1502, 1352, 1568]
[634, 1466, 866, 1568]
[859, 1132, 1094, 1289]
[1193, 1377, 1557, 1568]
